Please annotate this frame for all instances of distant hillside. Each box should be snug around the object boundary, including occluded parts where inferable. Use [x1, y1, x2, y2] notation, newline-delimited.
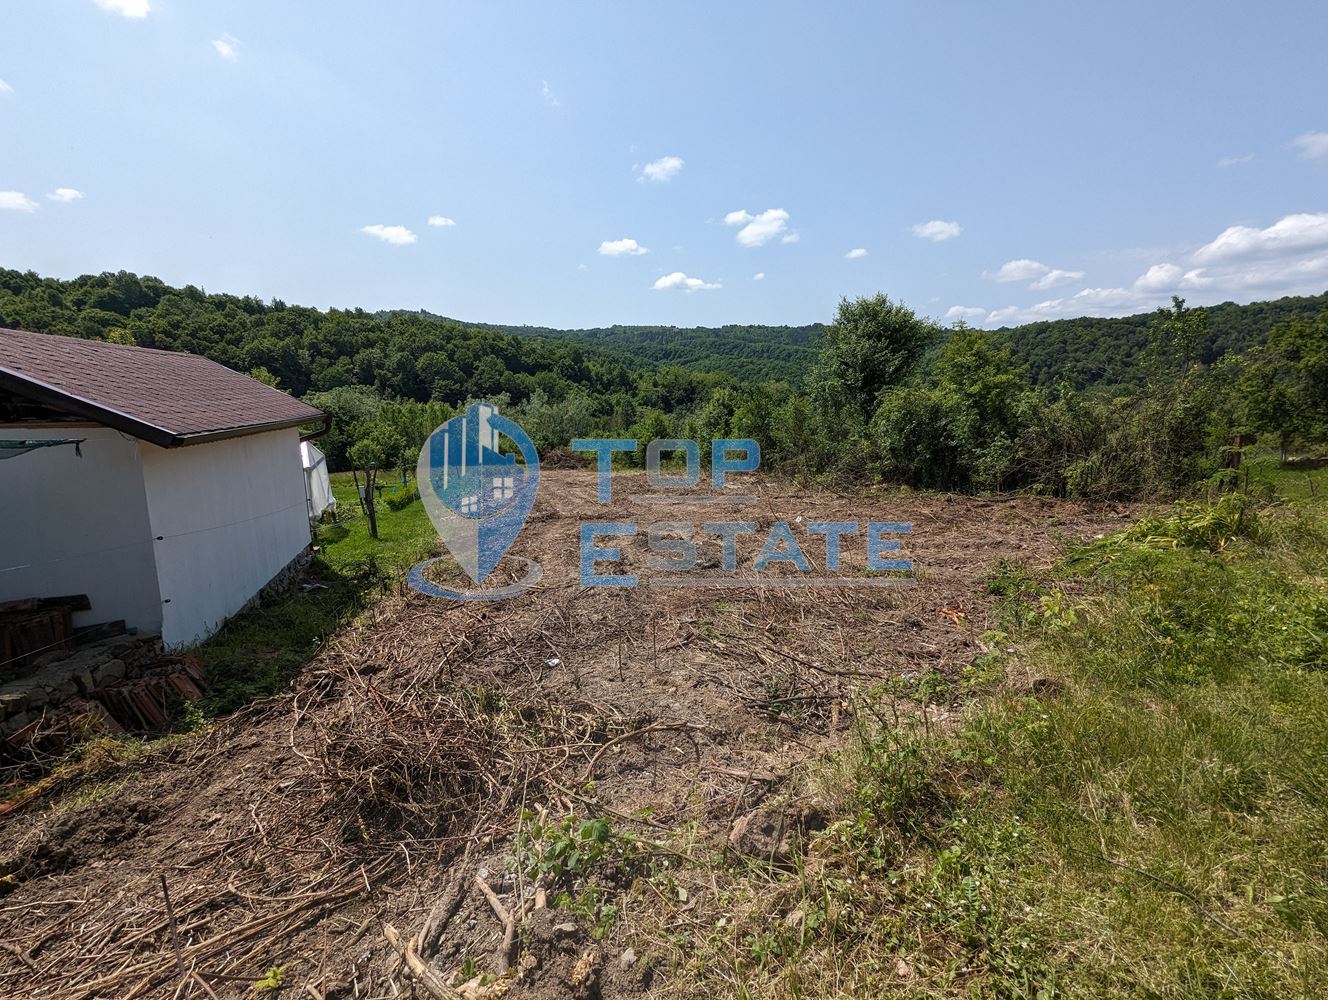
[411, 291, 1328, 390]
[5, 268, 1324, 395]
[996, 291, 1328, 387]
[402, 313, 825, 385]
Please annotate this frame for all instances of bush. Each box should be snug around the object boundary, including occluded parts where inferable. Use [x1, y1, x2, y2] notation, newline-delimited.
[383, 486, 420, 512]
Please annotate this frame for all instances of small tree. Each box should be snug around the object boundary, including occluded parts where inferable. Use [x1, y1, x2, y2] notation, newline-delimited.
[347, 421, 406, 539]
[804, 294, 941, 474]
[1149, 296, 1208, 376]
[303, 385, 384, 471]
[378, 399, 454, 483]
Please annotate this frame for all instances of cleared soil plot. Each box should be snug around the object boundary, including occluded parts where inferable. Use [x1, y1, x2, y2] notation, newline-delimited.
[0, 470, 1132, 999]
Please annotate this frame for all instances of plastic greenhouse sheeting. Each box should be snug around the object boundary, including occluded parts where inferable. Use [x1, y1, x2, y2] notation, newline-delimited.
[300, 440, 336, 522]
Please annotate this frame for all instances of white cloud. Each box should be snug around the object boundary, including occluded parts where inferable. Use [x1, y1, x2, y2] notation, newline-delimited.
[753, 272, 765, 281]
[844, 248, 868, 259]
[984, 306, 1024, 326]
[598, 238, 649, 257]
[212, 34, 240, 61]
[541, 80, 560, 107]
[985, 286, 1139, 326]
[1030, 268, 1085, 290]
[46, 188, 85, 203]
[93, 0, 150, 17]
[724, 207, 790, 247]
[1291, 131, 1328, 161]
[1221, 254, 1328, 290]
[912, 219, 962, 242]
[0, 191, 38, 212]
[639, 155, 684, 183]
[653, 271, 720, 292]
[1193, 212, 1328, 263]
[945, 306, 985, 323]
[986, 258, 1050, 283]
[1067, 287, 1139, 309]
[1217, 153, 1255, 168]
[985, 258, 1083, 290]
[990, 214, 1328, 325]
[1175, 256, 1328, 295]
[361, 224, 416, 246]
[0, 79, 13, 96]
[1134, 262, 1185, 293]
[781, 232, 800, 244]
[427, 215, 456, 227]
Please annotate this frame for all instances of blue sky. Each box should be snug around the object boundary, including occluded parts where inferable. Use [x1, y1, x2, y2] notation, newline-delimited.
[2, 1, 1326, 329]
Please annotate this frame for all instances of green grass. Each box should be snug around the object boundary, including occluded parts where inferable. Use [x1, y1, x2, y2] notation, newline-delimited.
[956, 500, 1328, 996]
[672, 492, 1328, 998]
[1234, 448, 1328, 502]
[316, 471, 437, 574]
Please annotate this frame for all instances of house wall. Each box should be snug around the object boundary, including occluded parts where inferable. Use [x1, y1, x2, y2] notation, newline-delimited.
[138, 427, 310, 648]
[0, 425, 164, 636]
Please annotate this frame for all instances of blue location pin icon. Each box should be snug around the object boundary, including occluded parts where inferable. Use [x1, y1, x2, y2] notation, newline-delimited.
[413, 402, 540, 597]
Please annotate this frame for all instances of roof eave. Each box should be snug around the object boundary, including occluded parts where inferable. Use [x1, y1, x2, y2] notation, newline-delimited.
[169, 413, 328, 447]
[0, 366, 327, 449]
[0, 366, 176, 447]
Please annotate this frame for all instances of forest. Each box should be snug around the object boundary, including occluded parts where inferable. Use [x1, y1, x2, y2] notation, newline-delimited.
[413, 313, 826, 385]
[1, 267, 1325, 499]
[996, 290, 1328, 387]
[424, 290, 1328, 388]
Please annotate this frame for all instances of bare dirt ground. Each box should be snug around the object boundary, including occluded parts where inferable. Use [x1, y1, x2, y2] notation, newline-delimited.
[0, 470, 1133, 1000]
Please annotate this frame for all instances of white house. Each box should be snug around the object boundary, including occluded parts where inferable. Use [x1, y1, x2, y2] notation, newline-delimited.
[0, 328, 329, 648]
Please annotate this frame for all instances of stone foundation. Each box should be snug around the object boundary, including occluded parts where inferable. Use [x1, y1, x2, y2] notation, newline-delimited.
[236, 547, 313, 616]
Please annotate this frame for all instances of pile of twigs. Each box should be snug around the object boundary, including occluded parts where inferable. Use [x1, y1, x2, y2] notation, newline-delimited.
[306, 673, 515, 845]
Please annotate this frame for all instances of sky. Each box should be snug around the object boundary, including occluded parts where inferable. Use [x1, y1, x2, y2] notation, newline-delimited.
[2, 1, 1327, 330]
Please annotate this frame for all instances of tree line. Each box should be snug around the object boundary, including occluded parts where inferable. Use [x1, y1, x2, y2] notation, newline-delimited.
[322, 294, 1328, 506]
[2, 267, 1324, 499]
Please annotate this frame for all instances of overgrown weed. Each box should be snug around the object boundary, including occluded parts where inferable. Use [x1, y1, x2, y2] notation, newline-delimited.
[665, 496, 1328, 998]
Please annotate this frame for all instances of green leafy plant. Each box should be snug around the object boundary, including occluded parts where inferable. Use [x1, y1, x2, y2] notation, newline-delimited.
[252, 965, 286, 992]
[515, 811, 615, 883]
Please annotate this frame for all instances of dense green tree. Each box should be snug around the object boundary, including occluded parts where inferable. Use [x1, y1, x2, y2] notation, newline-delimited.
[377, 400, 455, 479]
[1241, 309, 1328, 456]
[512, 390, 599, 453]
[808, 294, 940, 425]
[304, 386, 384, 471]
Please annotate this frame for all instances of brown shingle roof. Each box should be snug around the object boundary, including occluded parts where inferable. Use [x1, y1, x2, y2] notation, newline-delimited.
[0, 327, 326, 447]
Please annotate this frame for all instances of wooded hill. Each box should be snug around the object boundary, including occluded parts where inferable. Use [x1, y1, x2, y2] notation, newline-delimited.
[391, 312, 825, 386]
[433, 291, 1328, 388]
[2, 267, 1324, 395]
[995, 290, 1328, 387]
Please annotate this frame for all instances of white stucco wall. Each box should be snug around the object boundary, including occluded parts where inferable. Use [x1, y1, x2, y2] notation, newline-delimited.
[138, 427, 311, 648]
[0, 426, 164, 636]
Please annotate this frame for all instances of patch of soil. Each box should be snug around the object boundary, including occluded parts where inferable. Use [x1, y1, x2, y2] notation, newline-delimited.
[0, 471, 1133, 998]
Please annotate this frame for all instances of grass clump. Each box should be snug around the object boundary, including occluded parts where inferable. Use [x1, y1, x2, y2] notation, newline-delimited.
[957, 498, 1328, 996]
[674, 496, 1328, 998]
